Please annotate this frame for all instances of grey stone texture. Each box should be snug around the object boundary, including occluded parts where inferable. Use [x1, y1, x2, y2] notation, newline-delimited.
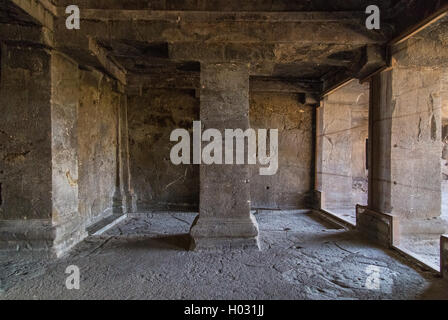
[250, 92, 314, 209]
[316, 81, 369, 213]
[190, 63, 259, 250]
[127, 89, 199, 211]
[356, 206, 399, 248]
[369, 41, 448, 234]
[1, 211, 448, 299]
[0, 44, 132, 256]
[1, 0, 448, 293]
[0, 44, 52, 222]
[78, 70, 121, 228]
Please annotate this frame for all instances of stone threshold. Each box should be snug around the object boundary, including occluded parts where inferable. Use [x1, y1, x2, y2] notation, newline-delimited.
[87, 213, 127, 236]
[392, 244, 440, 274]
[314, 209, 356, 230]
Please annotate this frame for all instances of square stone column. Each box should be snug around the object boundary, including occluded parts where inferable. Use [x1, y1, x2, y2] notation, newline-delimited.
[113, 94, 137, 214]
[0, 44, 86, 256]
[190, 63, 259, 250]
[369, 69, 443, 220]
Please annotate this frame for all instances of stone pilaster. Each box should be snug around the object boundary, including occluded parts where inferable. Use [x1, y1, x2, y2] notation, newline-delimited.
[113, 93, 138, 214]
[50, 51, 86, 256]
[369, 68, 447, 235]
[190, 63, 259, 250]
[121, 95, 138, 213]
[368, 37, 448, 227]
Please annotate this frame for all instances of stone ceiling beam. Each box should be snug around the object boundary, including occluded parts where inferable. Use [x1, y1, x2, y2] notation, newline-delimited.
[321, 44, 386, 97]
[0, 23, 53, 46]
[54, 0, 402, 12]
[59, 9, 367, 23]
[126, 73, 323, 96]
[10, 0, 56, 30]
[126, 73, 199, 93]
[250, 77, 322, 94]
[54, 18, 389, 54]
[88, 38, 127, 85]
[168, 42, 366, 65]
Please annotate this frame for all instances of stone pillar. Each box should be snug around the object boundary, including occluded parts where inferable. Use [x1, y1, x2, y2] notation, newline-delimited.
[190, 63, 259, 250]
[369, 66, 446, 234]
[368, 71, 393, 214]
[0, 44, 86, 256]
[119, 95, 137, 213]
[0, 43, 53, 250]
[113, 92, 126, 214]
[50, 52, 86, 256]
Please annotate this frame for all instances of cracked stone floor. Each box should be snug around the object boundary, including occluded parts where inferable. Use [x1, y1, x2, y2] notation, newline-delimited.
[0, 210, 447, 300]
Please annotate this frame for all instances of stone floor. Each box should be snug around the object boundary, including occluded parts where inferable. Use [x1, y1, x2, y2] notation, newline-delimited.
[0, 210, 447, 300]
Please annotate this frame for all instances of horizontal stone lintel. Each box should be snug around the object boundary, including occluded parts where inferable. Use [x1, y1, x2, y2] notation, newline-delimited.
[58, 9, 367, 22]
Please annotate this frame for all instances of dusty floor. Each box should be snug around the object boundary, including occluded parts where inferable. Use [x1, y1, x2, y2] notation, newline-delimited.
[0, 210, 447, 300]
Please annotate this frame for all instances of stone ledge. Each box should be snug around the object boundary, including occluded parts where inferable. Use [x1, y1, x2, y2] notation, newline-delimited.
[87, 213, 127, 236]
[314, 209, 355, 230]
[356, 205, 400, 248]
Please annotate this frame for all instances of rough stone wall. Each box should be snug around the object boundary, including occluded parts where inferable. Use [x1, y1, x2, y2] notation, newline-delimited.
[350, 90, 369, 206]
[441, 70, 448, 216]
[249, 92, 313, 209]
[78, 70, 119, 227]
[317, 81, 369, 211]
[390, 67, 442, 220]
[0, 42, 122, 254]
[50, 52, 85, 255]
[127, 89, 199, 211]
[0, 43, 52, 221]
[127, 89, 314, 212]
[369, 37, 448, 235]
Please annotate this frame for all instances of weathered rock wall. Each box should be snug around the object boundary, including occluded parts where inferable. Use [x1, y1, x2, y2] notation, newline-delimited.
[127, 89, 199, 211]
[0, 43, 52, 222]
[250, 92, 313, 209]
[127, 90, 315, 211]
[0, 41, 123, 254]
[78, 70, 120, 227]
[370, 38, 447, 222]
[317, 81, 369, 211]
[50, 52, 85, 255]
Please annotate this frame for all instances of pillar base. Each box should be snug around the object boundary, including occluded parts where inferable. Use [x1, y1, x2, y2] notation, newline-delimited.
[112, 191, 126, 214]
[189, 214, 260, 250]
[125, 191, 138, 213]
